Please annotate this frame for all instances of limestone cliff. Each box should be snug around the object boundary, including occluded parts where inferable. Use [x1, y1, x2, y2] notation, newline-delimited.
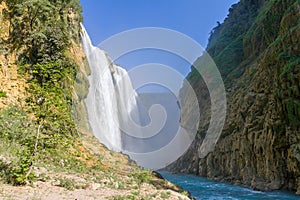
[0, 1, 191, 199]
[168, 0, 300, 194]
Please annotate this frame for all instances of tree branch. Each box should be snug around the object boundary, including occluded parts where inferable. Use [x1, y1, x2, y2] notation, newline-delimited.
[25, 123, 42, 179]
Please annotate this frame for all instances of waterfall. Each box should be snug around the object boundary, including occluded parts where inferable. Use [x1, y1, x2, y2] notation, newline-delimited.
[81, 25, 144, 153]
[81, 25, 197, 170]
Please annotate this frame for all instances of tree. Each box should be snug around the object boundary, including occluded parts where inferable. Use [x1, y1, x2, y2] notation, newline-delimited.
[10, 0, 55, 52]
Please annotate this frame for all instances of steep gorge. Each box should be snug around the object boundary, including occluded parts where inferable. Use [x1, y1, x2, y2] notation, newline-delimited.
[169, 0, 300, 194]
[0, 1, 191, 199]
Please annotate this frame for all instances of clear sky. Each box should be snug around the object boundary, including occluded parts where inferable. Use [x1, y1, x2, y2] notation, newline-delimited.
[80, 0, 239, 79]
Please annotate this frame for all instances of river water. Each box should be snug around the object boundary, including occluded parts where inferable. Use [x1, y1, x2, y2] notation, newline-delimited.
[159, 171, 300, 200]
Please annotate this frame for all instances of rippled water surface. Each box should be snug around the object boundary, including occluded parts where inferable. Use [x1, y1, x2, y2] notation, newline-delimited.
[160, 171, 300, 200]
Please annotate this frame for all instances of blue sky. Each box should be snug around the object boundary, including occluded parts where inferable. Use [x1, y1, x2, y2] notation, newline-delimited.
[80, 0, 239, 80]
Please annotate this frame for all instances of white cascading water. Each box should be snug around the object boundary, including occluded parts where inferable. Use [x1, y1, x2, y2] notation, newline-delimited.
[81, 25, 194, 170]
[81, 25, 144, 153]
[80, 23, 226, 170]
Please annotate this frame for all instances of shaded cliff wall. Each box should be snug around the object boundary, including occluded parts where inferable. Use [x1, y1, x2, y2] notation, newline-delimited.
[168, 0, 300, 194]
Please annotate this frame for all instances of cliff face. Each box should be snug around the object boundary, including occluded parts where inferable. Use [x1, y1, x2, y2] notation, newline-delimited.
[168, 0, 300, 194]
[0, 1, 192, 199]
[0, 2, 28, 109]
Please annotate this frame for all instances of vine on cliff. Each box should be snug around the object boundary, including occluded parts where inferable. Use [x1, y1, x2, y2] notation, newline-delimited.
[0, 0, 82, 185]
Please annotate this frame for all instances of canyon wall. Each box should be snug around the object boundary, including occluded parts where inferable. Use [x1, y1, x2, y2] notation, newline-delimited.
[168, 0, 300, 194]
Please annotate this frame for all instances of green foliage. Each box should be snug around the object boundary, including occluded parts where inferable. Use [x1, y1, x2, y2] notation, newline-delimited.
[58, 178, 78, 190]
[0, 106, 73, 185]
[130, 170, 151, 185]
[0, 106, 36, 185]
[7, 150, 35, 185]
[0, 90, 7, 98]
[187, 0, 300, 142]
[7, 0, 80, 64]
[0, 105, 84, 185]
[280, 56, 300, 78]
[160, 191, 171, 199]
[27, 77, 77, 134]
[207, 0, 260, 54]
[1, 0, 83, 186]
[212, 35, 244, 79]
[9, 0, 55, 50]
[195, 0, 263, 83]
[109, 195, 137, 200]
[0, 106, 35, 145]
[286, 98, 300, 128]
[5, 0, 79, 138]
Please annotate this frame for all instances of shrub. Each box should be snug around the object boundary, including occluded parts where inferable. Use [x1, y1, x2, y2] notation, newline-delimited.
[0, 90, 7, 98]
